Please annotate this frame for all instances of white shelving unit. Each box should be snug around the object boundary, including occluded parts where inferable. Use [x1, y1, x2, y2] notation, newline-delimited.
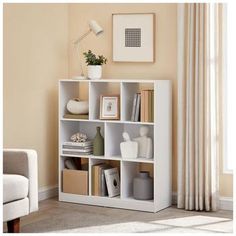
[58, 79, 172, 212]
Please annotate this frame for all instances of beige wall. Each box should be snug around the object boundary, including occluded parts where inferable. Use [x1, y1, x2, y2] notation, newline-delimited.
[68, 3, 179, 193]
[3, 3, 233, 197]
[3, 4, 68, 188]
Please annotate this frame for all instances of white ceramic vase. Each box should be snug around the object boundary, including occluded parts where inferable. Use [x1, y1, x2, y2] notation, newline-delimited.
[87, 65, 102, 80]
[66, 99, 89, 114]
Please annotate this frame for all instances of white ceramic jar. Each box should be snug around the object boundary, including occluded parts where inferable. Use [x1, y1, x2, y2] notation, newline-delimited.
[87, 65, 102, 80]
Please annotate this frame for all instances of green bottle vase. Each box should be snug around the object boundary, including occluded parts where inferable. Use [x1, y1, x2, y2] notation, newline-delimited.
[93, 126, 104, 156]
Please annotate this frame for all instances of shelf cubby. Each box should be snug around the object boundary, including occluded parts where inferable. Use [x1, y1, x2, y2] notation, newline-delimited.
[60, 156, 89, 196]
[105, 122, 154, 159]
[121, 161, 153, 201]
[121, 82, 154, 122]
[90, 158, 121, 198]
[89, 81, 120, 120]
[59, 80, 89, 119]
[60, 120, 104, 144]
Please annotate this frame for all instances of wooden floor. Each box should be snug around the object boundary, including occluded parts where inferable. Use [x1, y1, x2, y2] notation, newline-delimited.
[3, 197, 233, 233]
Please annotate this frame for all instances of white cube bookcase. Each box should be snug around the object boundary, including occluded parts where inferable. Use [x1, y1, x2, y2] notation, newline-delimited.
[59, 79, 172, 212]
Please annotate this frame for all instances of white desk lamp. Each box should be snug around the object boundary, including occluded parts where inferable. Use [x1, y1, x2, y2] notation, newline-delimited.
[73, 20, 103, 80]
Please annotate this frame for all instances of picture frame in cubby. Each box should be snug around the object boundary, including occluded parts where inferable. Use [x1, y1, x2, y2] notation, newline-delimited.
[100, 95, 120, 120]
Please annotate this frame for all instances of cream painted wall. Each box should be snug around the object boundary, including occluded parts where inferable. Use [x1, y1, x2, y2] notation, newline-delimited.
[68, 3, 178, 193]
[68, 3, 233, 197]
[3, 3, 232, 197]
[3, 4, 68, 188]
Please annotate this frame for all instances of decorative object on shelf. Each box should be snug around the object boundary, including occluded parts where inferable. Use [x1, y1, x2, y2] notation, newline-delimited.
[120, 132, 138, 159]
[66, 98, 89, 115]
[133, 126, 153, 159]
[83, 50, 107, 80]
[73, 20, 104, 80]
[104, 167, 120, 197]
[133, 171, 153, 200]
[70, 132, 88, 143]
[112, 13, 155, 62]
[93, 126, 104, 156]
[64, 158, 78, 170]
[100, 95, 120, 120]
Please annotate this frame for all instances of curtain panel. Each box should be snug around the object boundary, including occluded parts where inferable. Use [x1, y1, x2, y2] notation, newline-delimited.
[177, 3, 223, 211]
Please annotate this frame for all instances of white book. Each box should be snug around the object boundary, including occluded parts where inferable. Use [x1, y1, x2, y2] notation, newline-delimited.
[134, 93, 141, 122]
[63, 141, 93, 147]
[104, 168, 120, 197]
[62, 150, 93, 155]
[62, 148, 92, 153]
[131, 93, 138, 121]
[62, 145, 93, 150]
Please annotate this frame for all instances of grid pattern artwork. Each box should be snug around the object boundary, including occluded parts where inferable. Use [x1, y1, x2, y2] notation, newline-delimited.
[125, 28, 141, 47]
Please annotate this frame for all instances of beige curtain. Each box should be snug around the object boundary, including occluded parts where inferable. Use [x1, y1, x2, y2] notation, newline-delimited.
[177, 3, 223, 211]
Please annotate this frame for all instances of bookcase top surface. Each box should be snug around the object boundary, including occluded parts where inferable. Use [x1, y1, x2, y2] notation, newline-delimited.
[59, 78, 170, 83]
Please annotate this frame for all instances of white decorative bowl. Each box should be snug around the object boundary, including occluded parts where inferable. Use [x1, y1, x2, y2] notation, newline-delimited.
[66, 99, 89, 114]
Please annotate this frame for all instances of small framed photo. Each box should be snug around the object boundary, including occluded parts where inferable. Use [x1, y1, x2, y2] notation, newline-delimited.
[100, 95, 120, 120]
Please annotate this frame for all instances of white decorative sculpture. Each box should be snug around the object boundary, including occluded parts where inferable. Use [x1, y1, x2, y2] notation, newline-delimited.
[133, 126, 153, 159]
[120, 132, 138, 159]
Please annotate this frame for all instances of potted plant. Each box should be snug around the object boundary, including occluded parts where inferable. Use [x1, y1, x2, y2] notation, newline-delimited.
[83, 50, 107, 80]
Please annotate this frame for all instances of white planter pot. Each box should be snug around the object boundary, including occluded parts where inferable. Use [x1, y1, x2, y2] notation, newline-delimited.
[66, 99, 89, 114]
[87, 65, 102, 80]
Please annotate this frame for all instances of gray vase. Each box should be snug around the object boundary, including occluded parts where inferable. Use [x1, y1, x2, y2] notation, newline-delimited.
[133, 171, 153, 200]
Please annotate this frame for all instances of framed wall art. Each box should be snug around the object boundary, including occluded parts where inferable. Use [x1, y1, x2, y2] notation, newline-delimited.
[112, 13, 155, 62]
[100, 95, 120, 120]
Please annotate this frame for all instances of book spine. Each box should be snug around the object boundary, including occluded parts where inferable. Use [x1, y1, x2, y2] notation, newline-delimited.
[131, 93, 138, 121]
[151, 90, 154, 122]
[93, 166, 100, 196]
[148, 90, 152, 122]
[144, 90, 148, 122]
[62, 150, 93, 155]
[62, 145, 93, 150]
[63, 141, 92, 147]
[135, 93, 141, 122]
[141, 90, 145, 122]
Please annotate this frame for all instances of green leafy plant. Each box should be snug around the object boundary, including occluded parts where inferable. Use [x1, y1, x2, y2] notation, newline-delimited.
[83, 50, 107, 66]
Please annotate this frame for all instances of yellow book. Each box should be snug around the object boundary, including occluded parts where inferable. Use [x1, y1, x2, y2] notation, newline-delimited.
[151, 90, 154, 122]
[141, 90, 146, 122]
[148, 90, 152, 122]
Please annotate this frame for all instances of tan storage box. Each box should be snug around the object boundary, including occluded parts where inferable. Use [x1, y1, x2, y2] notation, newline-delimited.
[62, 169, 88, 195]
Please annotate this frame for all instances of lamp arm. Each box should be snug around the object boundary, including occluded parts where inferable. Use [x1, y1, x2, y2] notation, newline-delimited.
[74, 28, 92, 45]
[75, 42, 85, 77]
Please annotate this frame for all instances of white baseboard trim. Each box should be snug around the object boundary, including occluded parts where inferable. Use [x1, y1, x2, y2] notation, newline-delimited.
[38, 185, 58, 201]
[219, 197, 233, 211]
[172, 192, 233, 211]
[38, 188, 233, 211]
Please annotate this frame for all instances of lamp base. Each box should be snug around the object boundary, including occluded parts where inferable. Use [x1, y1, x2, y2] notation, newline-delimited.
[72, 75, 87, 80]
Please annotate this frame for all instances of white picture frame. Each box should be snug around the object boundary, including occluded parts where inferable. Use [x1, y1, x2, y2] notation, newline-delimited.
[112, 13, 155, 62]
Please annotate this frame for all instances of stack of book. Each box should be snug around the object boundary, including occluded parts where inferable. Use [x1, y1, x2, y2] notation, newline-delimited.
[92, 163, 120, 197]
[62, 140, 93, 155]
[131, 90, 154, 122]
[141, 89, 154, 122]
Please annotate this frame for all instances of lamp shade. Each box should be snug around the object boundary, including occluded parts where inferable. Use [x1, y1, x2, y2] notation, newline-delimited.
[89, 20, 103, 36]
